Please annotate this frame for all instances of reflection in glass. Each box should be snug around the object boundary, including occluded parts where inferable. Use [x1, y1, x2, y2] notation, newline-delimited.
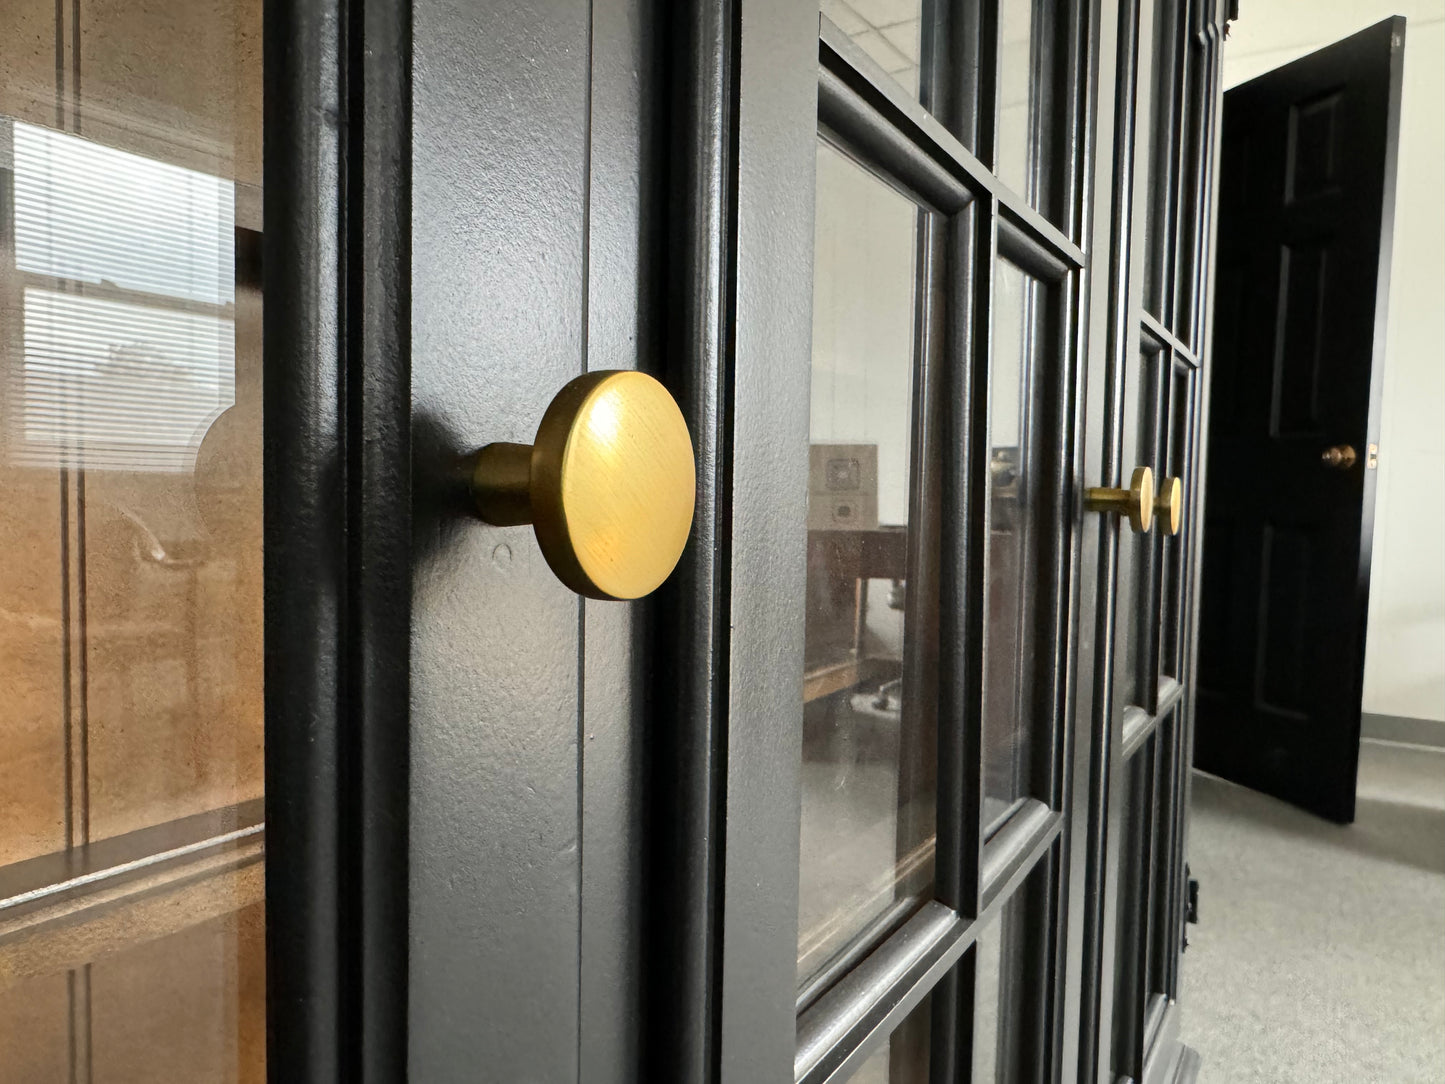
[848, 988, 932, 1083]
[984, 260, 1046, 824]
[798, 141, 934, 990]
[1111, 742, 1152, 1076]
[0, 0, 263, 1072]
[1162, 359, 1191, 678]
[1143, 0, 1179, 317]
[997, 0, 1063, 220]
[973, 864, 1046, 1081]
[1119, 345, 1162, 709]
[974, 913, 1004, 1081]
[821, 0, 923, 99]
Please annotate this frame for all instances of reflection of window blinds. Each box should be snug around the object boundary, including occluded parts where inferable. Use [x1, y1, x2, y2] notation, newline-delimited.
[9, 122, 235, 471]
[21, 288, 234, 472]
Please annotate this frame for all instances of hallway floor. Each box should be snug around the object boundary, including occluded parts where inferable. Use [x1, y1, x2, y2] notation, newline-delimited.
[1181, 740, 1445, 1082]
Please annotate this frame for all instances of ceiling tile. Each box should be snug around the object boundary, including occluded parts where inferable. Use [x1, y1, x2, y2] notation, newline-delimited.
[820, 0, 870, 36]
[852, 28, 913, 74]
[849, 0, 920, 31]
[880, 19, 920, 65]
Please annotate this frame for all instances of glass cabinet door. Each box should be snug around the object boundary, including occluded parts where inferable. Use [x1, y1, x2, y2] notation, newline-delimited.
[0, 1, 264, 1078]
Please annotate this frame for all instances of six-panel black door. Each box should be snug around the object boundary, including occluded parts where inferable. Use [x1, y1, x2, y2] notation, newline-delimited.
[1195, 17, 1405, 825]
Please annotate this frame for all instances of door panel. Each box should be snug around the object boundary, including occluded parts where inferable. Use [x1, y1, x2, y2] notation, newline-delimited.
[796, 3, 1093, 1079]
[408, 0, 600, 1075]
[383, 0, 1226, 1076]
[1195, 18, 1404, 823]
[1074, 1, 1225, 1081]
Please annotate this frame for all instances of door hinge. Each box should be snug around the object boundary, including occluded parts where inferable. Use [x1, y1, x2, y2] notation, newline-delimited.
[1182, 864, 1200, 952]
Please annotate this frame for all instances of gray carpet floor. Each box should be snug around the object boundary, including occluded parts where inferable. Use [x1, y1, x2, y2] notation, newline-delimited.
[1181, 740, 1445, 1082]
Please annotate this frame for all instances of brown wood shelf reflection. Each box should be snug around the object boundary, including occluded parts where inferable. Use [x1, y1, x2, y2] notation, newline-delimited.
[0, 803, 263, 984]
[803, 655, 902, 704]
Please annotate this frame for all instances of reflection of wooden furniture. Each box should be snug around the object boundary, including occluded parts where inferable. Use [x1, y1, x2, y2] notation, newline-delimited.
[986, 446, 1027, 802]
[803, 527, 907, 703]
[0, 803, 262, 983]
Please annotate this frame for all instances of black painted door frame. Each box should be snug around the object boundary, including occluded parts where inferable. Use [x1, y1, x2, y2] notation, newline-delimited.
[257, 0, 1228, 1081]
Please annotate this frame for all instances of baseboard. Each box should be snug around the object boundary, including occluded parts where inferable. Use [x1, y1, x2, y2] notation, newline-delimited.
[1361, 712, 1445, 750]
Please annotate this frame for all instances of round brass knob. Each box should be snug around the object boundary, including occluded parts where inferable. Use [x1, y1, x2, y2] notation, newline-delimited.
[1321, 444, 1357, 470]
[470, 370, 696, 600]
[1154, 475, 1183, 536]
[1085, 466, 1155, 533]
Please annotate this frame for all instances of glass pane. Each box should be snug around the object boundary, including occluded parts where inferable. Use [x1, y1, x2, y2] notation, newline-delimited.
[822, 0, 923, 100]
[983, 259, 1058, 821]
[1124, 341, 1166, 706]
[997, 0, 1067, 223]
[1109, 740, 1156, 1081]
[1162, 358, 1193, 678]
[0, 899, 266, 1081]
[1, 0, 263, 1072]
[1174, 20, 1207, 347]
[798, 141, 935, 987]
[849, 988, 932, 1083]
[1143, 0, 1181, 318]
[973, 863, 1048, 1081]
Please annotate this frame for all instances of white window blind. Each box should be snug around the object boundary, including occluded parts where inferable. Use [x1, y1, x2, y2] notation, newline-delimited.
[20, 288, 234, 472]
[8, 121, 236, 471]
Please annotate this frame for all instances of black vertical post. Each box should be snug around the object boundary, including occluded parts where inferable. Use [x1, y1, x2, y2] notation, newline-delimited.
[264, 0, 411, 1076]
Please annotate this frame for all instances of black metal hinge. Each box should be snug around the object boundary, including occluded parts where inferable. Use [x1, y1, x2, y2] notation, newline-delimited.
[1181, 864, 1201, 952]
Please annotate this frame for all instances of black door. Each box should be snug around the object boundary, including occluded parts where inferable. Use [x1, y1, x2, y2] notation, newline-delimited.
[1076, 1, 1225, 1081]
[1194, 18, 1405, 824]
[257, 0, 1230, 1080]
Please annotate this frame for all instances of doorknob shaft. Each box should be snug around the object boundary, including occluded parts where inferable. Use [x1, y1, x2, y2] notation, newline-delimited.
[470, 370, 696, 600]
[472, 442, 534, 526]
[1086, 466, 1155, 533]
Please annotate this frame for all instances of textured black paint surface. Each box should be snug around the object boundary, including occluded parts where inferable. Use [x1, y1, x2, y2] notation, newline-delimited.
[409, 0, 589, 1077]
[264, 0, 412, 1077]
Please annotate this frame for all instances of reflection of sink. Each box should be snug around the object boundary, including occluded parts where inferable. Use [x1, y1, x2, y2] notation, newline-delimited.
[848, 678, 901, 721]
[990, 445, 1020, 487]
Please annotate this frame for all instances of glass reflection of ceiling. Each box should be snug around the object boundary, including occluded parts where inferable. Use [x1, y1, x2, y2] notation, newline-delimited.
[822, 0, 921, 92]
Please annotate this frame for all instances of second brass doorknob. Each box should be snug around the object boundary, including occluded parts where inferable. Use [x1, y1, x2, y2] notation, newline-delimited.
[1086, 466, 1155, 533]
[470, 370, 696, 600]
[1154, 475, 1183, 536]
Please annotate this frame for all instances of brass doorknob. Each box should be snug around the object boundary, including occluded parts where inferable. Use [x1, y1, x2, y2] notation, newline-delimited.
[1085, 466, 1154, 533]
[470, 370, 696, 600]
[1154, 475, 1183, 536]
[1321, 444, 1357, 470]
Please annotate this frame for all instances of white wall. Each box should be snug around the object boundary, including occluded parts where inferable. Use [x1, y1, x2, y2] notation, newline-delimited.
[1221, 1, 1445, 725]
[811, 141, 918, 527]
